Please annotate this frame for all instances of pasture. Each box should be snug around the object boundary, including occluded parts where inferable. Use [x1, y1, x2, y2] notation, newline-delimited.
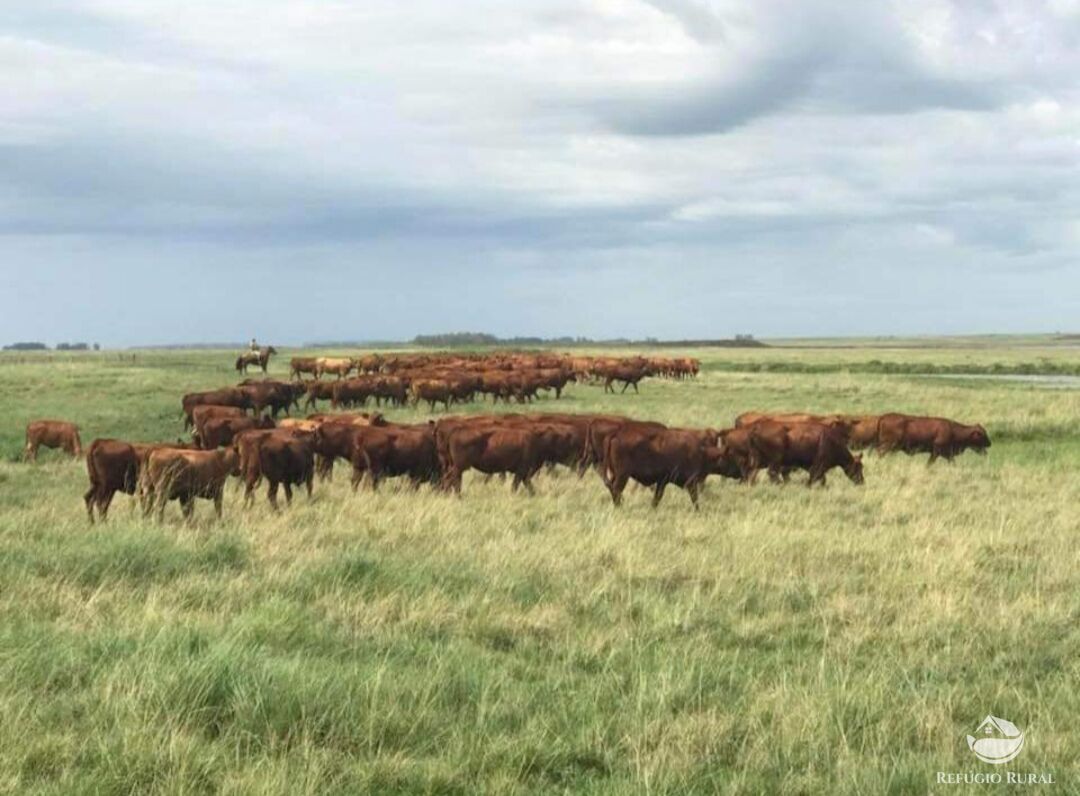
[1, 342, 1078, 794]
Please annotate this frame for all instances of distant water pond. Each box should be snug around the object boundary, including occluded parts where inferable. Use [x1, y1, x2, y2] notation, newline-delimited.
[922, 374, 1080, 389]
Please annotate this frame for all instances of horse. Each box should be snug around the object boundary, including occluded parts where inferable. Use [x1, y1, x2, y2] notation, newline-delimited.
[235, 346, 277, 374]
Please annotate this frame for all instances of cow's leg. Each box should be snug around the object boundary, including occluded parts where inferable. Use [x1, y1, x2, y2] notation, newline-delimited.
[99, 490, 115, 520]
[214, 489, 223, 518]
[651, 482, 667, 508]
[181, 497, 194, 521]
[606, 472, 628, 506]
[620, 381, 629, 393]
[25, 441, 36, 462]
[632, 381, 639, 393]
[927, 450, 938, 466]
[283, 483, 293, 505]
[305, 472, 314, 498]
[686, 481, 700, 509]
[449, 467, 464, 496]
[267, 481, 280, 511]
[83, 486, 97, 523]
[244, 478, 257, 506]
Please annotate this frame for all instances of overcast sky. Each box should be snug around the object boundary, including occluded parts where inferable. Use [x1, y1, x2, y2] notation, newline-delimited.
[1, 0, 1078, 345]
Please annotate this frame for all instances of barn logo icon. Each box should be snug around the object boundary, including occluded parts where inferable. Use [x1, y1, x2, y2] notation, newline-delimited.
[966, 715, 1025, 765]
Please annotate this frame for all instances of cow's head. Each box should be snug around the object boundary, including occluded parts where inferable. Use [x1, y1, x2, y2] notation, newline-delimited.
[845, 453, 865, 485]
[968, 424, 991, 453]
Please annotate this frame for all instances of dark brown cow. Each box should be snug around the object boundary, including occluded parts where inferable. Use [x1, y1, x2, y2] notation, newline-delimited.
[199, 415, 275, 449]
[876, 414, 990, 463]
[83, 439, 139, 522]
[25, 420, 82, 461]
[716, 427, 756, 482]
[349, 424, 440, 491]
[257, 433, 315, 509]
[304, 380, 336, 409]
[443, 426, 540, 496]
[239, 380, 303, 418]
[602, 364, 647, 394]
[142, 448, 240, 521]
[748, 421, 864, 486]
[181, 389, 252, 429]
[602, 425, 717, 508]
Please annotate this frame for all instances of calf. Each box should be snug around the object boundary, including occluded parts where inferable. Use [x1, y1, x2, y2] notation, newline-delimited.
[181, 388, 252, 429]
[25, 420, 82, 461]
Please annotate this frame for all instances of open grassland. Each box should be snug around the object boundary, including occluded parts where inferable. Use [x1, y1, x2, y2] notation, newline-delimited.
[1, 345, 1078, 794]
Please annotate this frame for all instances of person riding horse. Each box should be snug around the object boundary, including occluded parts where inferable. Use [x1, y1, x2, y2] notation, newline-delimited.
[236, 343, 276, 374]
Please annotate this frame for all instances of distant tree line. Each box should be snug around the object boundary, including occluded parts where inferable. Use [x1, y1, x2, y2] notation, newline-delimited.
[3, 342, 100, 351]
[411, 332, 765, 348]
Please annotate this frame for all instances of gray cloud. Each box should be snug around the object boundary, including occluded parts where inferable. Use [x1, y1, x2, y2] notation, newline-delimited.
[1, 0, 1078, 344]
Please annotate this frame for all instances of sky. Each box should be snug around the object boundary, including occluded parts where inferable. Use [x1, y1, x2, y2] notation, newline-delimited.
[1, 0, 1078, 346]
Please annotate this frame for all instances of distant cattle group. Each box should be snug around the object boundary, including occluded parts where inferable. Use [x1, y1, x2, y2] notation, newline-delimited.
[285, 352, 699, 411]
[19, 350, 993, 521]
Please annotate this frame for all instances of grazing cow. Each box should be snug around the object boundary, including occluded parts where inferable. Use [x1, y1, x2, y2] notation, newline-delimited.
[443, 426, 540, 496]
[534, 368, 576, 399]
[716, 427, 757, 482]
[602, 425, 718, 508]
[142, 448, 240, 521]
[235, 345, 276, 374]
[25, 420, 82, 461]
[876, 414, 990, 463]
[315, 357, 354, 380]
[331, 377, 375, 409]
[83, 439, 139, 522]
[199, 415, 275, 449]
[748, 421, 864, 486]
[181, 389, 253, 428]
[257, 433, 315, 509]
[290, 357, 319, 380]
[349, 425, 440, 491]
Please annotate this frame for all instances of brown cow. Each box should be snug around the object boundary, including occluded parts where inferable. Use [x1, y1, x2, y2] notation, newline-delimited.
[199, 415, 275, 449]
[315, 357, 353, 380]
[83, 439, 139, 522]
[876, 414, 990, 463]
[349, 425, 440, 491]
[843, 415, 881, 450]
[257, 433, 315, 509]
[239, 380, 303, 418]
[748, 421, 864, 486]
[290, 357, 319, 380]
[602, 364, 647, 394]
[443, 426, 540, 496]
[602, 425, 717, 508]
[142, 447, 240, 521]
[192, 405, 246, 444]
[25, 420, 82, 461]
[181, 389, 252, 428]
[411, 379, 454, 411]
[716, 427, 756, 482]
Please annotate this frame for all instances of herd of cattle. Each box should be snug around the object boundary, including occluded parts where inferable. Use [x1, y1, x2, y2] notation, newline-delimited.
[22, 373, 991, 520]
[287, 352, 699, 409]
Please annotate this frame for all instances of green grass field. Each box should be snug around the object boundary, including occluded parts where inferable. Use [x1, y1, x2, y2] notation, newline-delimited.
[1, 343, 1078, 794]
